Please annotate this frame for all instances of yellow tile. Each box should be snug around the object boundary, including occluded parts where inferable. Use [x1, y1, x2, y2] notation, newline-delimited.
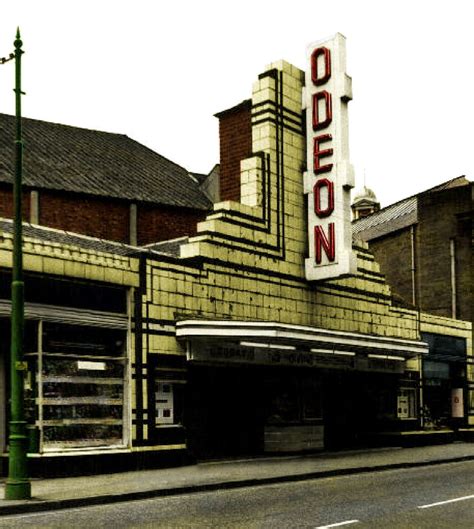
[23, 254, 43, 273]
[42, 256, 65, 276]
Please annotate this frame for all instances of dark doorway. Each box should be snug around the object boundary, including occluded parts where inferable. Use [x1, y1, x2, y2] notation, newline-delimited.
[323, 371, 398, 449]
[185, 365, 265, 460]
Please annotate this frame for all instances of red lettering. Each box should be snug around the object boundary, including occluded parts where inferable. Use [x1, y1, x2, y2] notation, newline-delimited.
[312, 91, 332, 131]
[314, 223, 336, 263]
[314, 178, 334, 218]
[313, 134, 333, 174]
[311, 47, 331, 86]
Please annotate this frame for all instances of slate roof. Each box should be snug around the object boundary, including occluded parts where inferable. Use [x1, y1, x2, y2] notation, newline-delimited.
[0, 114, 211, 211]
[144, 236, 189, 257]
[352, 196, 418, 241]
[352, 176, 470, 242]
[0, 218, 141, 257]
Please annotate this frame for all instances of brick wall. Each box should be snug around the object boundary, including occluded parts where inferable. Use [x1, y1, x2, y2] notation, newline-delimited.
[0, 183, 30, 220]
[0, 184, 207, 245]
[40, 190, 130, 243]
[216, 100, 252, 202]
[137, 204, 204, 246]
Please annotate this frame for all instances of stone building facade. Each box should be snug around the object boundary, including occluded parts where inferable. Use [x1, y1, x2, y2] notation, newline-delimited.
[353, 176, 473, 430]
[353, 177, 472, 322]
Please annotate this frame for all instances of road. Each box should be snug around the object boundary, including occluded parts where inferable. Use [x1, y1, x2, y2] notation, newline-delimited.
[1, 461, 473, 528]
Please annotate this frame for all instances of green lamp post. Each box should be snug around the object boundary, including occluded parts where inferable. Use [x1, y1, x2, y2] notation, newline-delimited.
[4, 28, 31, 501]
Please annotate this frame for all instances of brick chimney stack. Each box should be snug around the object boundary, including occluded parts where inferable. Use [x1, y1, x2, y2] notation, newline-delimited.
[214, 100, 252, 202]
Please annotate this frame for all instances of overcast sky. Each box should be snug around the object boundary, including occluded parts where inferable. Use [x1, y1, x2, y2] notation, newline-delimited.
[1, 0, 472, 207]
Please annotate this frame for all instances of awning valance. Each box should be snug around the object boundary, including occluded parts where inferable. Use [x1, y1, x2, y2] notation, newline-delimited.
[176, 320, 428, 359]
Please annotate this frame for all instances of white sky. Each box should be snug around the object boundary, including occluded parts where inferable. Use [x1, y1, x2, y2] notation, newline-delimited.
[1, 0, 472, 207]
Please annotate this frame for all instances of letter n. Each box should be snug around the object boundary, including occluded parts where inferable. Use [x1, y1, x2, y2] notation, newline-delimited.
[314, 223, 335, 264]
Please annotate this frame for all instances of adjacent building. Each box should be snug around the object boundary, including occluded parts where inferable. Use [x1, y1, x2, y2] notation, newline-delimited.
[353, 176, 473, 431]
[0, 113, 213, 245]
[352, 176, 472, 323]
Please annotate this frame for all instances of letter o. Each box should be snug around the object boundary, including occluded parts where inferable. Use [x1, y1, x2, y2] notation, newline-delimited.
[311, 47, 331, 86]
[314, 178, 334, 218]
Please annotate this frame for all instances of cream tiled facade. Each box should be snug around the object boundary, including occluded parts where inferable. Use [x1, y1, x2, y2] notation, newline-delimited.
[139, 58, 472, 452]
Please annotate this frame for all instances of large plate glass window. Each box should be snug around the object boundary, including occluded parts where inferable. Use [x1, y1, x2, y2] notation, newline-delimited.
[29, 322, 127, 450]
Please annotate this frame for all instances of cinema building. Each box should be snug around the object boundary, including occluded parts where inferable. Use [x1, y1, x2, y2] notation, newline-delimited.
[0, 34, 472, 475]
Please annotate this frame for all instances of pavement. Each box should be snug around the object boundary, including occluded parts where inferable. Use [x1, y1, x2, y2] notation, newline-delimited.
[1, 442, 474, 515]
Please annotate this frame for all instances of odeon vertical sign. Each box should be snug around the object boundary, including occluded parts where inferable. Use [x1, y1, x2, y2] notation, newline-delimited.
[303, 33, 356, 281]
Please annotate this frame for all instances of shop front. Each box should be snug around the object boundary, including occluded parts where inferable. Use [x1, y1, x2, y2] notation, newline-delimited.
[178, 320, 428, 457]
[0, 269, 132, 475]
[421, 332, 468, 429]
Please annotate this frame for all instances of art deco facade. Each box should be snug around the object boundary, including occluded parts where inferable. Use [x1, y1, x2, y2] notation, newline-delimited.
[0, 48, 471, 476]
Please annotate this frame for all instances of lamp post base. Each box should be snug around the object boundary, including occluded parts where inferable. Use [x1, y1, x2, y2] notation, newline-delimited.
[4, 479, 31, 500]
[6, 421, 32, 500]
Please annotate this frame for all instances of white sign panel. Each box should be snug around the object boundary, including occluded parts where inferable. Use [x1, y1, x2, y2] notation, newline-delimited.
[303, 33, 356, 281]
[451, 388, 464, 418]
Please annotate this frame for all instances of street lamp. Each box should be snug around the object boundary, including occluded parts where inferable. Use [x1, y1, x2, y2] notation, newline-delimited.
[3, 28, 31, 501]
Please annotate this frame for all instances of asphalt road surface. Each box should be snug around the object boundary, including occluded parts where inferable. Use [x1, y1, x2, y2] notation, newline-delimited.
[1, 461, 473, 528]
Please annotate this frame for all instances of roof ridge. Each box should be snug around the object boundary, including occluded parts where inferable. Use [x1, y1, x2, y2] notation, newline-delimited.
[424, 175, 469, 193]
[0, 216, 142, 249]
[122, 135, 197, 179]
[353, 175, 469, 226]
[0, 113, 212, 210]
[0, 112, 127, 139]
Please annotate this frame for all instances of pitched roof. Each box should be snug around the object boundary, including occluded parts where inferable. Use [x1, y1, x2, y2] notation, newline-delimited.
[0, 218, 140, 257]
[144, 236, 189, 257]
[352, 196, 418, 241]
[352, 176, 470, 242]
[0, 114, 211, 210]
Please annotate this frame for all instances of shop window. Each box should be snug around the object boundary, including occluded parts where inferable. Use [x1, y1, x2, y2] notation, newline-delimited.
[0, 271, 127, 313]
[397, 388, 417, 419]
[268, 388, 300, 424]
[421, 333, 466, 360]
[265, 375, 322, 425]
[423, 360, 450, 380]
[26, 322, 127, 450]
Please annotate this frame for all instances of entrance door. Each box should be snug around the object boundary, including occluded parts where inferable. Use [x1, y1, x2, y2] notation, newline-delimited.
[185, 366, 264, 459]
[323, 371, 397, 449]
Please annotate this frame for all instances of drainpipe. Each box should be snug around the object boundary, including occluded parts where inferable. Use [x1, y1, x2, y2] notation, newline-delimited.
[129, 203, 137, 246]
[30, 190, 39, 224]
[410, 226, 417, 306]
[450, 238, 457, 319]
[410, 226, 424, 428]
